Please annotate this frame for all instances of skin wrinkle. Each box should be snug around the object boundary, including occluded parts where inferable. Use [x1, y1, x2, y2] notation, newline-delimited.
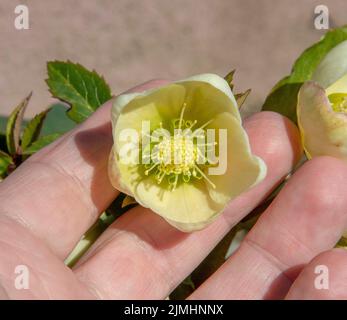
[134, 219, 181, 292]
[0, 217, 46, 262]
[76, 224, 174, 297]
[0, 244, 94, 299]
[0, 216, 63, 299]
[0, 157, 97, 253]
[0, 209, 33, 236]
[28, 269, 53, 300]
[0, 227, 46, 299]
[75, 276, 104, 300]
[242, 238, 293, 284]
[1, 159, 97, 258]
[0, 281, 9, 299]
[0, 208, 95, 299]
[27, 158, 98, 221]
[261, 213, 317, 266]
[75, 230, 130, 267]
[0, 216, 73, 299]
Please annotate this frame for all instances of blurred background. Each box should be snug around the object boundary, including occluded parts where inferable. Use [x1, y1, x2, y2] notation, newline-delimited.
[0, 0, 346, 124]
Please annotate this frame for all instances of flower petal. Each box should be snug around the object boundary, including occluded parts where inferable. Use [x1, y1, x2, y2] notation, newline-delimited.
[326, 73, 347, 96]
[312, 40, 347, 89]
[134, 178, 223, 232]
[297, 81, 347, 160]
[112, 84, 186, 151]
[108, 147, 143, 195]
[205, 112, 267, 205]
[177, 73, 241, 123]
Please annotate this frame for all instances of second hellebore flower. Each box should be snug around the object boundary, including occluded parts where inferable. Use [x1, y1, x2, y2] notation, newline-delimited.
[297, 40, 347, 161]
[109, 74, 267, 232]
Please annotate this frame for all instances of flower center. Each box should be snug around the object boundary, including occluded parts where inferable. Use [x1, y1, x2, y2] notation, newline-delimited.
[143, 103, 216, 190]
[156, 136, 197, 174]
[328, 93, 347, 113]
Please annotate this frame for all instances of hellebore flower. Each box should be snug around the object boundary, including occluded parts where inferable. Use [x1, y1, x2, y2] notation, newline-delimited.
[297, 40, 347, 239]
[297, 40, 347, 161]
[108, 74, 266, 232]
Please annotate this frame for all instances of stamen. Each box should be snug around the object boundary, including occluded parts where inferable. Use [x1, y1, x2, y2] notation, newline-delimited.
[157, 170, 166, 184]
[329, 93, 347, 113]
[185, 119, 197, 129]
[142, 102, 218, 190]
[145, 163, 159, 175]
[197, 142, 217, 147]
[194, 165, 216, 189]
[183, 120, 198, 136]
[173, 174, 179, 190]
[178, 102, 187, 130]
[194, 119, 214, 132]
[183, 172, 191, 182]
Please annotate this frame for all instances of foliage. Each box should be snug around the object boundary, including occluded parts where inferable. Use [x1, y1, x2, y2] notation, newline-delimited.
[262, 26, 347, 123]
[46, 61, 112, 123]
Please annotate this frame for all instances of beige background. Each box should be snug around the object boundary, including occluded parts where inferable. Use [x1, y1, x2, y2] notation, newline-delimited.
[0, 0, 346, 118]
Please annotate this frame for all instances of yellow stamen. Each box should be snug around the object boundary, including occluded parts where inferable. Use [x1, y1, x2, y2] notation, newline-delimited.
[194, 165, 216, 189]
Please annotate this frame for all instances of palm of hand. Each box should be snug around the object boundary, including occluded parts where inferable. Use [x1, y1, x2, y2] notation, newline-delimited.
[0, 81, 346, 300]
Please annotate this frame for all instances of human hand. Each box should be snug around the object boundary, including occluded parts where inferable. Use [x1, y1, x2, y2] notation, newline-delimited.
[0, 80, 346, 300]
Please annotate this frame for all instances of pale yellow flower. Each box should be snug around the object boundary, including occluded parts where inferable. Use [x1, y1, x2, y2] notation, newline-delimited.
[297, 40, 347, 161]
[109, 74, 266, 232]
[297, 41, 347, 238]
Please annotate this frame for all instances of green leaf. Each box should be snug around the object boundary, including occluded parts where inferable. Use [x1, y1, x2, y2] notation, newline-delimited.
[46, 61, 112, 123]
[21, 108, 51, 151]
[6, 92, 32, 155]
[262, 26, 347, 123]
[0, 133, 7, 154]
[224, 69, 236, 91]
[336, 236, 347, 248]
[66, 195, 137, 268]
[41, 103, 76, 135]
[235, 88, 251, 109]
[224, 69, 251, 109]
[0, 150, 13, 177]
[22, 133, 62, 155]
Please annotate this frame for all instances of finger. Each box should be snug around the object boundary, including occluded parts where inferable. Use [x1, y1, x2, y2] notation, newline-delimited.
[189, 156, 347, 300]
[73, 112, 302, 299]
[0, 80, 169, 258]
[0, 213, 94, 299]
[286, 249, 347, 299]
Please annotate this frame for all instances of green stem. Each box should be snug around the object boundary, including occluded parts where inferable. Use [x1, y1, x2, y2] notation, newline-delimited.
[65, 199, 137, 268]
